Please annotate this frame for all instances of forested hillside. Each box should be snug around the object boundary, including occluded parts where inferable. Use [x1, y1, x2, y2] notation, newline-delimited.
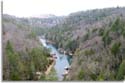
[2, 15, 57, 80]
[2, 7, 125, 81]
[44, 7, 125, 54]
[65, 17, 125, 80]
[38, 7, 125, 81]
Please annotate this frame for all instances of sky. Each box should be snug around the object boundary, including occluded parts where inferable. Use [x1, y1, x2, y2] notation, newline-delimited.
[3, 0, 125, 17]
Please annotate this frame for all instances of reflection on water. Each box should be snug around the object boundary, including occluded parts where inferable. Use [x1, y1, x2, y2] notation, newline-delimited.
[40, 38, 71, 81]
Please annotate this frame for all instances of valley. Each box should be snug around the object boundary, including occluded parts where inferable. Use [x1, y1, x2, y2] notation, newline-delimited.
[2, 7, 125, 81]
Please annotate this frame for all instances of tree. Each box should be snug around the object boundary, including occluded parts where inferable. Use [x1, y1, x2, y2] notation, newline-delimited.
[116, 60, 125, 80]
[102, 30, 112, 47]
[5, 40, 21, 80]
[110, 42, 121, 56]
[98, 28, 104, 36]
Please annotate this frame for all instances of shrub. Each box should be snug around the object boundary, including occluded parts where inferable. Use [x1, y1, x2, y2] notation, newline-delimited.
[90, 73, 97, 80]
[84, 49, 95, 56]
[84, 33, 89, 41]
[122, 30, 125, 38]
[92, 28, 98, 33]
[28, 31, 36, 39]
[116, 60, 125, 80]
[77, 69, 84, 80]
[10, 71, 20, 80]
[97, 73, 104, 81]
[102, 30, 112, 47]
[98, 28, 104, 36]
[78, 59, 82, 65]
[110, 42, 121, 56]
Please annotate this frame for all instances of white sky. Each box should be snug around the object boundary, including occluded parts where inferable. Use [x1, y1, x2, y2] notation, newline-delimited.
[3, 0, 125, 17]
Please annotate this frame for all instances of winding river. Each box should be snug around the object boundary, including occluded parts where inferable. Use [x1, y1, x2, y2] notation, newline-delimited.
[39, 38, 71, 81]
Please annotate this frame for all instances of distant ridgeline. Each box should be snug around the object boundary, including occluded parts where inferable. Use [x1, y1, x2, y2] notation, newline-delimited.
[3, 7, 125, 81]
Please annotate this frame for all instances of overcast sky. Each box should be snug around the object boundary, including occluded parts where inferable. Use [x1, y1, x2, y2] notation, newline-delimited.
[3, 0, 125, 17]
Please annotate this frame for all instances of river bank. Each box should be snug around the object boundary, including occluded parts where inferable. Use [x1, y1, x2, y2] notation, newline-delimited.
[39, 37, 72, 81]
[44, 37, 74, 57]
[45, 59, 55, 75]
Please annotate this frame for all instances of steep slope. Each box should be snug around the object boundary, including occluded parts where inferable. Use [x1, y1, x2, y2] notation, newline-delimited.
[38, 7, 125, 81]
[2, 16, 52, 80]
[2, 7, 125, 81]
[44, 7, 125, 53]
[65, 18, 125, 81]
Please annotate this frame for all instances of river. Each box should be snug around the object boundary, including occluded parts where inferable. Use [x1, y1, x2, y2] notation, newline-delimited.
[39, 38, 71, 81]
